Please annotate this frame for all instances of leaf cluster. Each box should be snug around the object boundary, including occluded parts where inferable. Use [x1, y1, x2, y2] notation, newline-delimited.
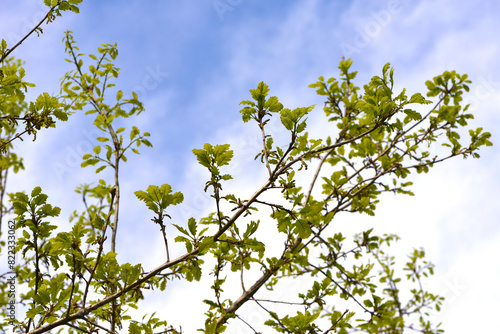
[0, 9, 492, 333]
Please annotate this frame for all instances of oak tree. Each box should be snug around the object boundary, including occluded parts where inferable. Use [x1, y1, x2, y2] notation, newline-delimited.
[0, 2, 492, 333]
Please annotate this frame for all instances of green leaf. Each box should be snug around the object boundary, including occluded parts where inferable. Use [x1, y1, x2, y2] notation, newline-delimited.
[95, 165, 107, 173]
[198, 236, 214, 254]
[192, 146, 211, 168]
[121, 263, 141, 286]
[250, 81, 270, 109]
[130, 126, 140, 140]
[128, 322, 142, 334]
[187, 218, 197, 236]
[31, 186, 42, 197]
[52, 109, 69, 121]
[173, 224, 189, 236]
[214, 144, 233, 166]
[192, 143, 233, 169]
[280, 108, 294, 130]
[135, 184, 184, 213]
[293, 219, 312, 239]
[106, 146, 113, 160]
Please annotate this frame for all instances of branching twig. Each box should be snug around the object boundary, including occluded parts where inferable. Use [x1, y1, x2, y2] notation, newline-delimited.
[0, 5, 57, 63]
[81, 188, 116, 309]
[324, 309, 349, 334]
[309, 264, 377, 317]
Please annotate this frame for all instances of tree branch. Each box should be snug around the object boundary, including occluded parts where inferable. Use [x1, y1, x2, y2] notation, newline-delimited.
[0, 5, 56, 63]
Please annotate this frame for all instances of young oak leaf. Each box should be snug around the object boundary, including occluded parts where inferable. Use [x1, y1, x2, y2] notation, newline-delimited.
[135, 184, 183, 214]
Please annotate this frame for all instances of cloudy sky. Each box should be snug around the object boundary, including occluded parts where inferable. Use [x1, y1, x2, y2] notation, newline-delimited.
[2, 0, 499, 332]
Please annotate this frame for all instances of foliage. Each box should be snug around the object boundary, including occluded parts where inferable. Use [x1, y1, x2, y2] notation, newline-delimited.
[0, 2, 493, 334]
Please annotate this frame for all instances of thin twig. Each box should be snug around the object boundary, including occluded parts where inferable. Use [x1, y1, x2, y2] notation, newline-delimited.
[309, 264, 377, 317]
[65, 322, 91, 334]
[258, 117, 273, 177]
[81, 189, 116, 309]
[236, 314, 258, 333]
[252, 298, 304, 306]
[0, 5, 57, 63]
[158, 221, 170, 262]
[80, 316, 115, 334]
[323, 309, 349, 334]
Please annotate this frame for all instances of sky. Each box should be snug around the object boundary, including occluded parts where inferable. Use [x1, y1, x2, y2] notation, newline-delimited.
[1, 0, 500, 332]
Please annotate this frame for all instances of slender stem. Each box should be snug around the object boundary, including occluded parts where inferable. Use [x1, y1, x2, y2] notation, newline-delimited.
[309, 263, 376, 316]
[251, 298, 304, 306]
[65, 322, 91, 334]
[239, 250, 245, 292]
[0, 165, 7, 233]
[111, 152, 120, 253]
[66, 253, 77, 317]
[0, 118, 46, 149]
[323, 309, 349, 334]
[27, 216, 41, 332]
[0, 5, 57, 63]
[304, 147, 335, 206]
[110, 298, 116, 333]
[81, 189, 115, 309]
[236, 314, 258, 333]
[214, 184, 223, 229]
[258, 117, 272, 177]
[80, 317, 115, 334]
[159, 221, 170, 262]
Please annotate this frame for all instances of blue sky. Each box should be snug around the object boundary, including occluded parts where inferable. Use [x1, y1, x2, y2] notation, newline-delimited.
[2, 0, 500, 332]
